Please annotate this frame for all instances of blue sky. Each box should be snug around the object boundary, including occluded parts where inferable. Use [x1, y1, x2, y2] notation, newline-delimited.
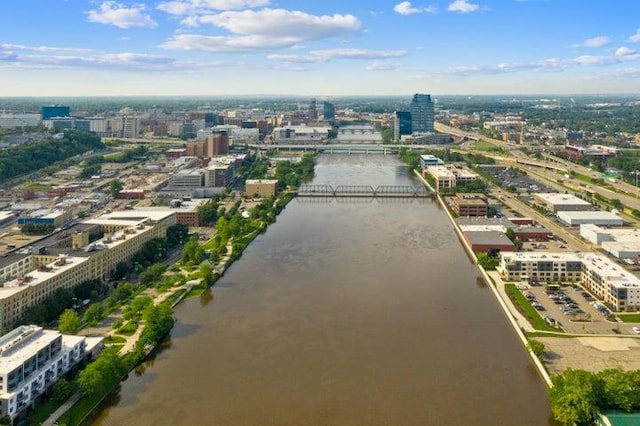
[1, 0, 640, 96]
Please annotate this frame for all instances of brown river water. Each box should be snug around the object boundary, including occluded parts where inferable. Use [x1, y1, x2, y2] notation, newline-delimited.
[91, 155, 555, 426]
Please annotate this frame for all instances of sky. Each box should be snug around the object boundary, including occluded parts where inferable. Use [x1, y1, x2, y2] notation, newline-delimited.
[1, 0, 640, 96]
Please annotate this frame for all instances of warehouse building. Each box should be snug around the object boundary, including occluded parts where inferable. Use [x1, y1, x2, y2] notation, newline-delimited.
[557, 211, 623, 226]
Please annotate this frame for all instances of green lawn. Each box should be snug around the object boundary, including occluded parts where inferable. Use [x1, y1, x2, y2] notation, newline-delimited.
[504, 283, 559, 332]
[469, 139, 509, 155]
[617, 313, 640, 323]
[27, 398, 61, 425]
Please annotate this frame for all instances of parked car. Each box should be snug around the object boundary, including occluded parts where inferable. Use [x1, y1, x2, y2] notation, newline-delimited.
[632, 327, 640, 334]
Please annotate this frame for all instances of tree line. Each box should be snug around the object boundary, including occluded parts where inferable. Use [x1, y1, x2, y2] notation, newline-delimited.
[0, 130, 104, 181]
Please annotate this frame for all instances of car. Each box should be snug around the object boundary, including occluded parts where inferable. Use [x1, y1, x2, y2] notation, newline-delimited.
[633, 327, 640, 334]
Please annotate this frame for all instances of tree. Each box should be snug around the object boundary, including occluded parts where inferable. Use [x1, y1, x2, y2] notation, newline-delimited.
[549, 369, 602, 425]
[599, 368, 639, 412]
[52, 378, 77, 403]
[78, 347, 127, 396]
[476, 252, 500, 270]
[140, 303, 174, 345]
[108, 179, 124, 198]
[84, 303, 105, 326]
[58, 309, 80, 335]
[200, 262, 214, 288]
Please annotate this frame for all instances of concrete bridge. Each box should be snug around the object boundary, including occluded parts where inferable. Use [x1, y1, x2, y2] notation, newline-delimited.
[297, 184, 433, 198]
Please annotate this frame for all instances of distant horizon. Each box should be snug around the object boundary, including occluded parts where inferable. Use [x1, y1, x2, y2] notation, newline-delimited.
[2, 92, 640, 100]
[2, 1, 640, 96]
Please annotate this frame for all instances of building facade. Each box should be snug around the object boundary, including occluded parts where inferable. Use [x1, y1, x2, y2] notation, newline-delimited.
[393, 111, 412, 141]
[245, 180, 278, 198]
[0, 325, 101, 421]
[498, 252, 640, 311]
[409, 93, 434, 133]
[41, 105, 69, 120]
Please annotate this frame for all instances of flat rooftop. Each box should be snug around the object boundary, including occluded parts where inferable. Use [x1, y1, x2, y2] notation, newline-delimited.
[0, 256, 90, 298]
[501, 252, 640, 289]
[535, 193, 592, 207]
[557, 211, 622, 220]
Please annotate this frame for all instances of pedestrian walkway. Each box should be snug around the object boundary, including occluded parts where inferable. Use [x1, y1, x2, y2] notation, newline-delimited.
[487, 270, 536, 333]
[41, 392, 81, 426]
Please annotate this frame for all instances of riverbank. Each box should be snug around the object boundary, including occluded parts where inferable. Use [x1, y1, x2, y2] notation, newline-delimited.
[413, 169, 553, 387]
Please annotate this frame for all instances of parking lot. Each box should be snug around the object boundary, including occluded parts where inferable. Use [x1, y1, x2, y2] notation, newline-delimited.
[517, 283, 639, 335]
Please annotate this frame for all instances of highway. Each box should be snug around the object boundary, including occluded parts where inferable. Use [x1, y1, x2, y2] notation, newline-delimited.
[436, 121, 640, 214]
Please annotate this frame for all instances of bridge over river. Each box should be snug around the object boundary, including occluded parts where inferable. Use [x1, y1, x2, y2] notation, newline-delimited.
[297, 184, 433, 198]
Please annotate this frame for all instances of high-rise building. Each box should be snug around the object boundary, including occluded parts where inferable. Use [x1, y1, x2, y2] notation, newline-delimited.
[323, 101, 335, 122]
[122, 116, 140, 138]
[308, 98, 318, 120]
[393, 111, 412, 141]
[205, 131, 229, 157]
[409, 93, 434, 133]
[41, 105, 70, 120]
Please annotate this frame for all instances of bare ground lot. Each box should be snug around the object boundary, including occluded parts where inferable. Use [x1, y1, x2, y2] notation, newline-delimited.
[540, 336, 640, 374]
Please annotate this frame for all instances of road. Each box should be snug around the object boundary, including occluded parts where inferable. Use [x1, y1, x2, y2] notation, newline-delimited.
[437, 121, 640, 213]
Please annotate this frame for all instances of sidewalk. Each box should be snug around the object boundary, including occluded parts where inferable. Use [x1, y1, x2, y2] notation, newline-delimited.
[487, 270, 535, 333]
[41, 392, 81, 426]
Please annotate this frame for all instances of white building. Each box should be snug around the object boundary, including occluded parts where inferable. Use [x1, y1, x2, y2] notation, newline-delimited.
[533, 193, 593, 212]
[0, 325, 102, 420]
[419, 155, 444, 168]
[168, 169, 204, 189]
[197, 126, 259, 144]
[272, 124, 331, 144]
[0, 114, 40, 129]
[498, 252, 640, 311]
[580, 224, 640, 260]
[557, 211, 623, 226]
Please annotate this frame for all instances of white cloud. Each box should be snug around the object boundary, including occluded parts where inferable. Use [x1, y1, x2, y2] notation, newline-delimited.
[447, 0, 480, 13]
[572, 55, 616, 66]
[181, 9, 360, 38]
[161, 34, 297, 52]
[393, 2, 437, 15]
[87, 2, 158, 29]
[310, 48, 407, 60]
[628, 29, 640, 43]
[0, 44, 93, 54]
[268, 48, 407, 63]
[394, 2, 421, 15]
[157, 0, 269, 15]
[164, 9, 361, 53]
[0, 42, 230, 71]
[615, 46, 636, 57]
[571, 36, 610, 48]
[366, 61, 402, 71]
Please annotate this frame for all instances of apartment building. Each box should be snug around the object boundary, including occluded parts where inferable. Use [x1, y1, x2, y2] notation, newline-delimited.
[0, 325, 101, 421]
[498, 252, 640, 311]
[0, 211, 176, 331]
[245, 180, 278, 198]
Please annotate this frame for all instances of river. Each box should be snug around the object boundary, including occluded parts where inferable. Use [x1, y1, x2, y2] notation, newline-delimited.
[92, 154, 555, 425]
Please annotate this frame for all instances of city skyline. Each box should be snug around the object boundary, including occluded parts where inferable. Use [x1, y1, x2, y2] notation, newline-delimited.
[1, 1, 640, 96]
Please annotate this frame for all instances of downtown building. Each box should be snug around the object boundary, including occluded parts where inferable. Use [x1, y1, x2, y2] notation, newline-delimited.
[393, 93, 435, 141]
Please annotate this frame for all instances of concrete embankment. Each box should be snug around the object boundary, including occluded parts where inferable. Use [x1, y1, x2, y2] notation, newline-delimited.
[413, 170, 553, 387]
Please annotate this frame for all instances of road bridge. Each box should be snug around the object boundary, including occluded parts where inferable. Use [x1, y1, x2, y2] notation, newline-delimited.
[297, 184, 432, 198]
